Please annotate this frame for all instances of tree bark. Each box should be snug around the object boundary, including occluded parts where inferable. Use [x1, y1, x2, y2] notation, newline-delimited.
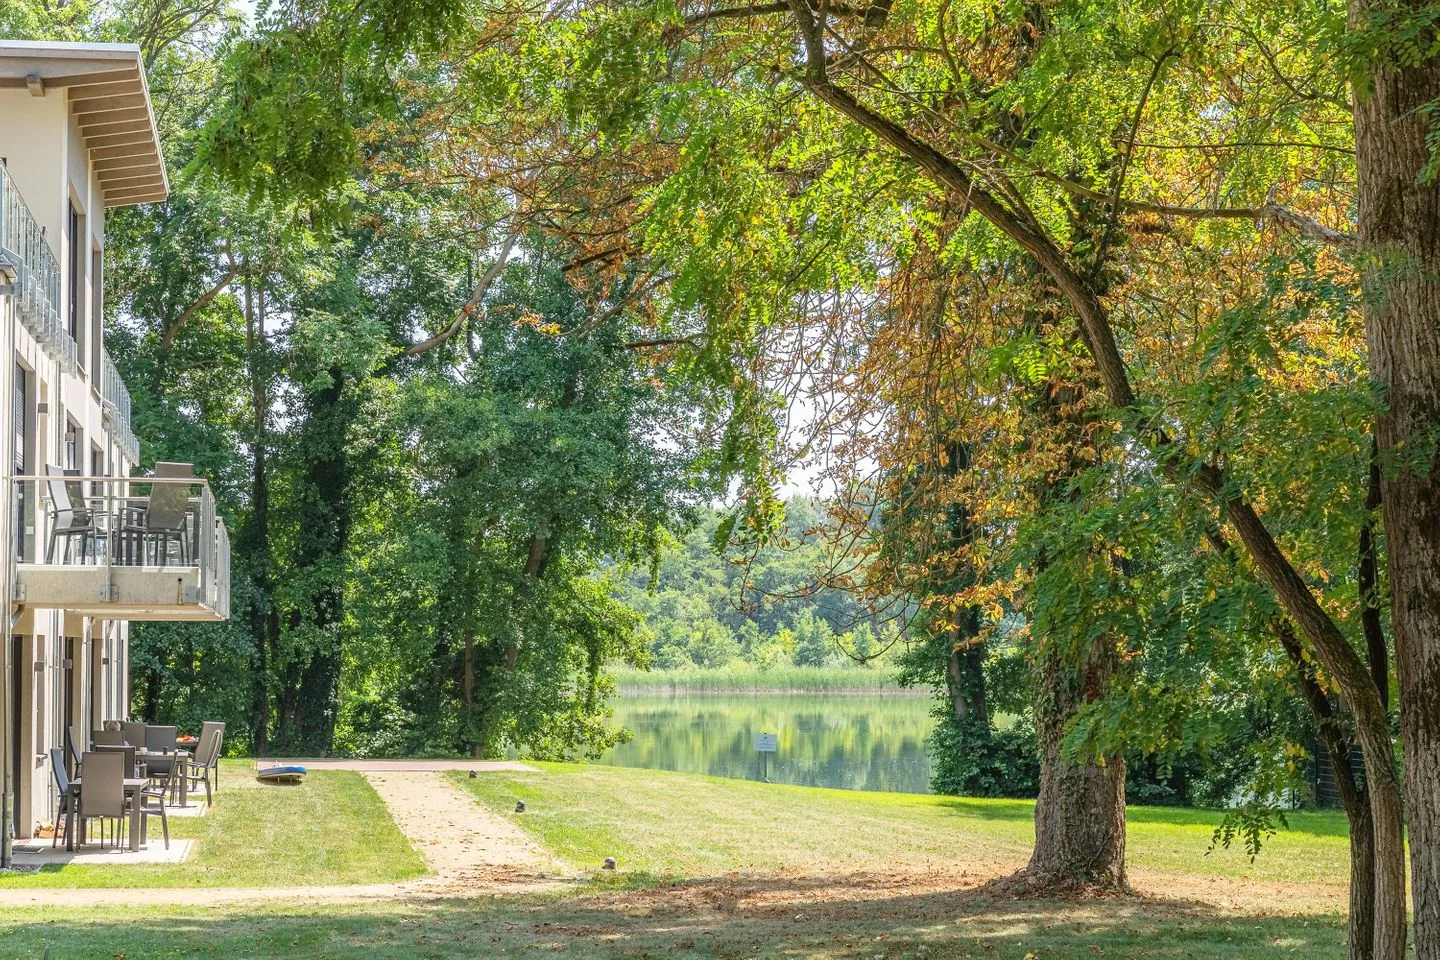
[275, 364, 353, 755]
[1279, 619, 1376, 960]
[1358, 437, 1389, 712]
[242, 271, 274, 756]
[1028, 643, 1126, 888]
[1351, 5, 1440, 955]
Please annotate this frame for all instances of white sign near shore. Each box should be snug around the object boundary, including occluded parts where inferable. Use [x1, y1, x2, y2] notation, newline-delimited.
[754, 733, 778, 753]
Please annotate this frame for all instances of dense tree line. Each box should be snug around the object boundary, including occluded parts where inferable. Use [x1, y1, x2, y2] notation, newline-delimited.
[617, 500, 902, 670]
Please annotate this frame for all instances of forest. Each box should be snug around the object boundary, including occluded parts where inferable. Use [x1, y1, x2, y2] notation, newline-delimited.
[6, 0, 1440, 957]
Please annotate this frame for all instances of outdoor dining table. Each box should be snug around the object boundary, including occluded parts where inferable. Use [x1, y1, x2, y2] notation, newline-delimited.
[64, 777, 147, 852]
[135, 748, 192, 807]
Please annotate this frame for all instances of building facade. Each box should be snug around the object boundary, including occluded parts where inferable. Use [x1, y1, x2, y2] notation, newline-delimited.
[0, 41, 229, 843]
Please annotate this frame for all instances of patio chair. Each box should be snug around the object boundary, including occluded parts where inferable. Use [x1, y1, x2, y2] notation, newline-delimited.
[139, 756, 174, 849]
[195, 720, 225, 797]
[92, 729, 124, 747]
[121, 463, 193, 566]
[77, 750, 127, 849]
[120, 720, 146, 747]
[65, 725, 82, 777]
[48, 747, 75, 848]
[144, 724, 179, 753]
[144, 725, 179, 799]
[182, 726, 222, 806]
[44, 464, 96, 563]
[94, 743, 139, 778]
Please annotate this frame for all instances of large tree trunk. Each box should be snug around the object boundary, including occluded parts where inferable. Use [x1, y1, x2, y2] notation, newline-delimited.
[275, 365, 353, 755]
[242, 272, 274, 756]
[1279, 620, 1377, 960]
[1351, 6, 1440, 955]
[1026, 642, 1127, 888]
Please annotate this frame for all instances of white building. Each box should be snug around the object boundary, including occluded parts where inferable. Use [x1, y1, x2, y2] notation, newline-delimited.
[0, 41, 229, 845]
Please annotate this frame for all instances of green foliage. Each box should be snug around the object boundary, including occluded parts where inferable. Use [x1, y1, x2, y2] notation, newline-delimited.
[1209, 803, 1291, 863]
[929, 717, 1040, 798]
[615, 501, 903, 674]
[612, 663, 904, 693]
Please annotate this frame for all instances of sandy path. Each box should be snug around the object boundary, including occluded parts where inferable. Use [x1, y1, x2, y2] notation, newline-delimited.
[0, 769, 562, 907]
[364, 770, 558, 889]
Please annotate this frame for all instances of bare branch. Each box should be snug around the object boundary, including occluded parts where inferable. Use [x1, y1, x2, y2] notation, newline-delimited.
[160, 268, 237, 350]
[405, 233, 519, 357]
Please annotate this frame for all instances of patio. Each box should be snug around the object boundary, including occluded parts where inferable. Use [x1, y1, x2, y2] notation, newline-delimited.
[10, 839, 195, 866]
[43, 720, 225, 859]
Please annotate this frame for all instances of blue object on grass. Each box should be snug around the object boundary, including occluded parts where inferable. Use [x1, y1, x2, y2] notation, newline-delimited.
[256, 764, 307, 784]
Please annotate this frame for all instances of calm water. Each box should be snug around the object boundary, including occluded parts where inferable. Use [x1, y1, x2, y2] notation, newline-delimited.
[600, 693, 937, 794]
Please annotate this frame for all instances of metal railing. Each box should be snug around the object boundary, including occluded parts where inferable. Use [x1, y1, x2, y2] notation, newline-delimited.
[100, 350, 140, 463]
[0, 164, 77, 374]
[10, 474, 231, 617]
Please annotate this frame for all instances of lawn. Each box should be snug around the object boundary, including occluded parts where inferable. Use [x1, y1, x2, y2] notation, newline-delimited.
[0, 760, 425, 888]
[449, 762, 1352, 890]
[0, 894, 1346, 959]
[0, 763, 1353, 959]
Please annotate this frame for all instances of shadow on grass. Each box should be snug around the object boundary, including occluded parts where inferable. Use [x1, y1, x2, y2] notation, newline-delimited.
[0, 873, 1346, 959]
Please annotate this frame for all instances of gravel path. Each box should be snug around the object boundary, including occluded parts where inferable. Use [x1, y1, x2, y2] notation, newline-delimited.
[365, 770, 558, 888]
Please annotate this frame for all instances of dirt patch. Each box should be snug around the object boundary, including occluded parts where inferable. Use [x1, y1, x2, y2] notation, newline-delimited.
[577, 862, 1346, 924]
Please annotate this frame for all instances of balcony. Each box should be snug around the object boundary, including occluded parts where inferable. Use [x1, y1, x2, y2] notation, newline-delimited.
[10, 472, 230, 621]
[101, 350, 140, 463]
[0, 163, 77, 373]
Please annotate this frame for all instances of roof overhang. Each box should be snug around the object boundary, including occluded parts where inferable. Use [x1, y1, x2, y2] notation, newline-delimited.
[0, 40, 168, 208]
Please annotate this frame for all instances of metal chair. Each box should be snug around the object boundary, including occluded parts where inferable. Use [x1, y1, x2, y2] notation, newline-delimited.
[183, 726, 222, 806]
[196, 720, 225, 798]
[44, 464, 96, 562]
[120, 720, 147, 748]
[139, 757, 173, 849]
[65, 725, 83, 778]
[144, 725, 179, 800]
[48, 747, 74, 848]
[94, 743, 139, 778]
[77, 750, 127, 849]
[121, 462, 193, 566]
[92, 729, 124, 747]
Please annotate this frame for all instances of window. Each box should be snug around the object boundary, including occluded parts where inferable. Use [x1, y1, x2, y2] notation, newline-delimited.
[91, 446, 104, 496]
[13, 364, 26, 561]
[67, 201, 81, 346]
[90, 248, 103, 375]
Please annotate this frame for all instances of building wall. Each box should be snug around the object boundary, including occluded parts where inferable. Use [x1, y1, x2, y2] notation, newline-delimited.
[1, 81, 136, 837]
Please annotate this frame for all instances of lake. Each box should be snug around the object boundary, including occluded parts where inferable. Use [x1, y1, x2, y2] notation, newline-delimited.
[600, 693, 937, 794]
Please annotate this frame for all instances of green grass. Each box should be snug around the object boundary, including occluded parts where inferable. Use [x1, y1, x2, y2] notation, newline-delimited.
[0, 895, 1347, 959]
[614, 663, 910, 693]
[450, 763, 1351, 889]
[0, 763, 1355, 958]
[0, 760, 425, 888]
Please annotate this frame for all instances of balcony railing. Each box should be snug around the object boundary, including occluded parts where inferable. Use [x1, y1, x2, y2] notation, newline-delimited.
[100, 350, 140, 463]
[0, 164, 77, 374]
[10, 473, 230, 621]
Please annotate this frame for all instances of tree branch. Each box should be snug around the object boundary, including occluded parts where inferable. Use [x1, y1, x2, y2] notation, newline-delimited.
[161, 268, 237, 350]
[405, 233, 518, 357]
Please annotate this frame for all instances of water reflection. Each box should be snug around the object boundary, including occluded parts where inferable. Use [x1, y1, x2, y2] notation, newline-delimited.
[600, 694, 936, 794]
